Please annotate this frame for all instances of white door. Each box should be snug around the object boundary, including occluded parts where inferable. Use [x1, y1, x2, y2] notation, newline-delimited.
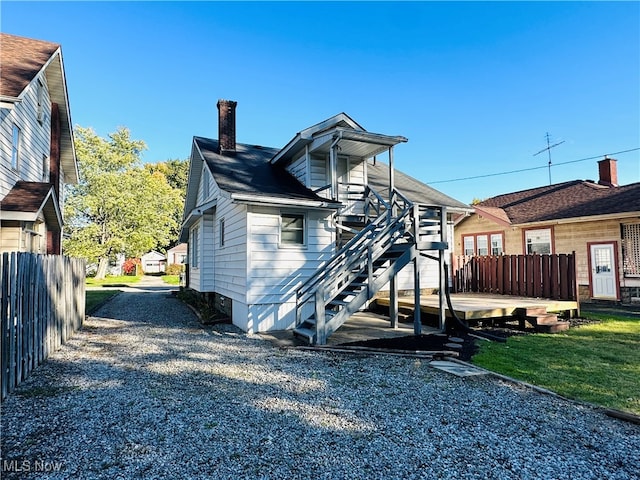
[590, 243, 617, 299]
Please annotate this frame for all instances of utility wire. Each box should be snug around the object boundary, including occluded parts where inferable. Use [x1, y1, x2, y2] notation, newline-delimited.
[427, 147, 640, 185]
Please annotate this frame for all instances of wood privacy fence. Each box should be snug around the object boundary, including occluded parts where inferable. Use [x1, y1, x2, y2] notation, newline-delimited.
[451, 253, 577, 301]
[1, 252, 85, 401]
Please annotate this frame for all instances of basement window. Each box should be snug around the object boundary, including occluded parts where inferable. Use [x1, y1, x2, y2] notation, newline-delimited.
[280, 213, 305, 246]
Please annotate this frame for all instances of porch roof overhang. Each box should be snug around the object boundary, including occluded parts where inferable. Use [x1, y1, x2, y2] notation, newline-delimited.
[0, 182, 63, 230]
[179, 198, 217, 242]
[271, 125, 407, 165]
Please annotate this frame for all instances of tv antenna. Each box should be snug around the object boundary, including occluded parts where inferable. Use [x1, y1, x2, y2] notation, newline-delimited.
[533, 132, 565, 185]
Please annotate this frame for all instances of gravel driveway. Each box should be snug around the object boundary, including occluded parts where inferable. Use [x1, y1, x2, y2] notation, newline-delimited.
[2, 280, 639, 479]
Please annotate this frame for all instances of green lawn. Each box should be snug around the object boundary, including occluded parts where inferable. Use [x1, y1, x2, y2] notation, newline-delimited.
[86, 275, 142, 287]
[86, 290, 120, 314]
[161, 275, 180, 285]
[472, 312, 640, 415]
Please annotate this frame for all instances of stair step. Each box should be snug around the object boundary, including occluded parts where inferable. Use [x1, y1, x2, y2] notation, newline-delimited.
[523, 306, 548, 316]
[535, 321, 570, 333]
[328, 299, 349, 307]
[527, 314, 559, 325]
[293, 327, 315, 342]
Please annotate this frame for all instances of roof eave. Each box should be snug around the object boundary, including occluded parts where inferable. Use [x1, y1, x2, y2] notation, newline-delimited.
[514, 210, 640, 228]
[231, 193, 341, 210]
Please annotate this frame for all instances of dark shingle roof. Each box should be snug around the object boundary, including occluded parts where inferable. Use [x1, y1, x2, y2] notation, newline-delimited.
[0, 181, 54, 212]
[367, 161, 471, 211]
[0, 33, 59, 98]
[477, 180, 640, 224]
[195, 137, 329, 202]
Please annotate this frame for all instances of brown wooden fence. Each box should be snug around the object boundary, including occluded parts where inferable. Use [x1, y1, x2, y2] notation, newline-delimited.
[1, 252, 85, 401]
[451, 253, 577, 301]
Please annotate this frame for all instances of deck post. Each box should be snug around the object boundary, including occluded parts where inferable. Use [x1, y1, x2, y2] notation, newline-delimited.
[414, 256, 421, 335]
[390, 275, 398, 329]
[438, 207, 448, 331]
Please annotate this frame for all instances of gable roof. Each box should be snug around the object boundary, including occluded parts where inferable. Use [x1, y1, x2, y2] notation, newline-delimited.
[475, 180, 640, 225]
[0, 181, 63, 229]
[367, 161, 471, 213]
[271, 112, 407, 166]
[0, 33, 78, 183]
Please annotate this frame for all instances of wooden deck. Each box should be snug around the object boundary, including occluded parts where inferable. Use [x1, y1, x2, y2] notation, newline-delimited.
[376, 292, 580, 322]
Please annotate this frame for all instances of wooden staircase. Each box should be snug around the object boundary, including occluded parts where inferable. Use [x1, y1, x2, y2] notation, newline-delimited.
[518, 306, 570, 333]
[294, 187, 447, 345]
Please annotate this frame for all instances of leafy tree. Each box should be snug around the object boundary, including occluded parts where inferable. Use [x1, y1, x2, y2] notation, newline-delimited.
[64, 127, 183, 279]
[145, 158, 189, 248]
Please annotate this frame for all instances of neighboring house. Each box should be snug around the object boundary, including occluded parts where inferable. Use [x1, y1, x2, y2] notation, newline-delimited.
[166, 243, 188, 265]
[454, 158, 640, 303]
[181, 100, 470, 343]
[141, 251, 166, 274]
[0, 33, 78, 254]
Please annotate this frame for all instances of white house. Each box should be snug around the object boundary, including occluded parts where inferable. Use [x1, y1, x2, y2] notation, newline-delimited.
[0, 33, 78, 254]
[181, 100, 471, 344]
[166, 243, 188, 265]
[141, 250, 166, 274]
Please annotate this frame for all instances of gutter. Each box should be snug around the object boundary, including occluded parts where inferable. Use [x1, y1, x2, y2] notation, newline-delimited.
[231, 193, 341, 210]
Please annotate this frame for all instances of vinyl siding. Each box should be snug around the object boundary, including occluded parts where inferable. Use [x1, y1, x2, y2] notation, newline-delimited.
[0, 74, 52, 198]
[246, 206, 334, 332]
[213, 197, 248, 301]
[286, 153, 308, 186]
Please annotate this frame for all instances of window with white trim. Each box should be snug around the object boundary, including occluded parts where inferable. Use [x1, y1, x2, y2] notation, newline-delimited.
[622, 223, 640, 277]
[37, 80, 44, 124]
[190, 226, 199, 268]
[463, 236, 474, 255]
[42, 155, 49, 181]
[477, 235, 489, 256]
[491, 233, 503, 255]
[11, 125, 20, 170]
[280, 213, 305, 246]
[525, 228, 552, 254]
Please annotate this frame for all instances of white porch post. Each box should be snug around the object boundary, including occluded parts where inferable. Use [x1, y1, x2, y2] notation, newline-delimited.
[390, 275, 398, 329]
[438, 207, 448, 331]
[414, 256, 421, 335]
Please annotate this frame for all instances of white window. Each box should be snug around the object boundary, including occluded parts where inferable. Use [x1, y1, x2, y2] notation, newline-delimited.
[203, 169, 210, 199]
[525, 228, 552, 254]
[281, 213, 305, 246]
[219, 218, 225, 247]
[491, 234, 503, 255]
[463, 236, 474, 256]
[622, 223, 640, 277]
[477, 235, 489, 256]
[11, 125, 20, 170]
[42, 155, 49, 181]
[37, 80, 44, 123]
[190, 227, 199, 268]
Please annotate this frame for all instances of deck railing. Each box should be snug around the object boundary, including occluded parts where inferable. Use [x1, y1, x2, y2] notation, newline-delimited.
[451, 253, 577, 301]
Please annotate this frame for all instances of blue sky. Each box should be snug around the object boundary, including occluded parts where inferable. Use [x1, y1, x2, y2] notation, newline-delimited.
[3, 1, 639, 203]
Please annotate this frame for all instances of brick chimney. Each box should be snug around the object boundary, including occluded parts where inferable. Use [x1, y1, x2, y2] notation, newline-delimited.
[598, 157, 618, 187]
[217, 99, 237, 153]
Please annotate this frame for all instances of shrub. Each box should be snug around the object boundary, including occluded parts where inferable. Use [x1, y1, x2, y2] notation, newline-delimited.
[122, 258, 141, 275]
[165, 263, 184, 276]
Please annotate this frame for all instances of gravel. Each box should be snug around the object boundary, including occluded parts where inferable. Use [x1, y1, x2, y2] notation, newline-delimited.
[2, 283, 639, 480]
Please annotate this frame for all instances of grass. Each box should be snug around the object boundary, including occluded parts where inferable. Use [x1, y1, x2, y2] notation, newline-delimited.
[86, 289, 120, 313]
[472, 312, 640, 415]
[161, 275, 180, 285]
[86, 275, 142, 287]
